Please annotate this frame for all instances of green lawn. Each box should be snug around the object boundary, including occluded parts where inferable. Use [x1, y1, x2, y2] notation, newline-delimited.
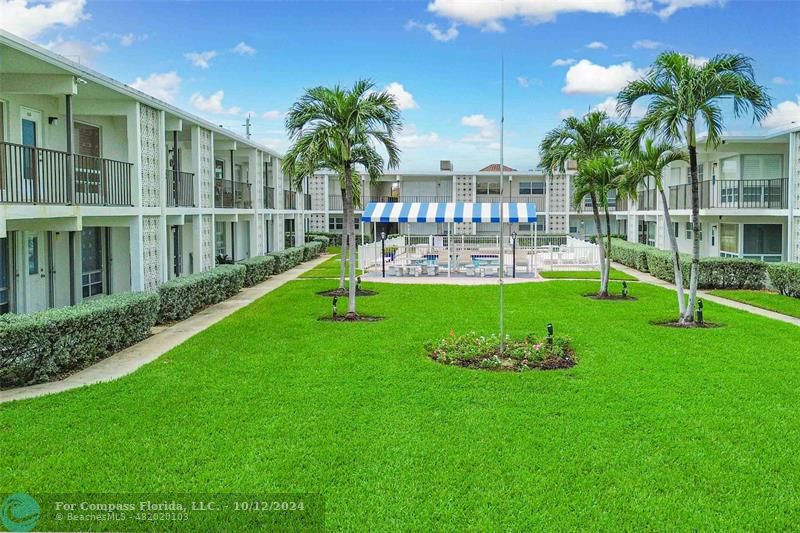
[2, 281, 800, 529]
[299, 252, 363, 279]
[539, 267, 637, 280]
[709, 289, 800, 319]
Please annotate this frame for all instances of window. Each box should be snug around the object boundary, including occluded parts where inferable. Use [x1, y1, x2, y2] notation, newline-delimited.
[670, 167, 682, 184]
[215, 222, 227, 255]
[0, 237, 9, 313]
[720, 157, 739, 180]
[81, 228, 104, 298]
[685, 222, 703, 241]
[328, 216, 359, 231]
[214, 159, 225, 180]
[476, 182, 501, 195]
[284, 218, 296, 248]
[742, 155, 782, 180]
[519, 181, 545, 195]
[720, 223, 739, 255]
[673, 222, 679, 239]
[27, 236, 38, 275]
[698, 163, 704, 182]
[743, 224, 782, 261]
[518, 222, 545, 232]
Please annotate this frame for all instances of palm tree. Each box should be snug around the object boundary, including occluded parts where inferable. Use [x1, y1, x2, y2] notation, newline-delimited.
[623, 139, 689, 315]
[617, 52, 771, 322]
[573, 154, 625, 296]
[283, 80, 401, 318]
[539, 111, 627, 296]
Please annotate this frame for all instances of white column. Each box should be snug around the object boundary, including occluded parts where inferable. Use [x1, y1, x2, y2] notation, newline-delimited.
[788, 131, 797, 262]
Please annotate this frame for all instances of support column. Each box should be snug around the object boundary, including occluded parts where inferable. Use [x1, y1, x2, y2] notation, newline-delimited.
[788, 131, 797, 262]
[65, 94, 76, 204]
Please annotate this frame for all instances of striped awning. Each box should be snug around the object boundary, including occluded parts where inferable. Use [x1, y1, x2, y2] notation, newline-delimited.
[361, 202, 537, 223]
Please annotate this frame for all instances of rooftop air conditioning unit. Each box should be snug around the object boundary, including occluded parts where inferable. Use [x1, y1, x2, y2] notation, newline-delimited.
[440, 160, 453, 171]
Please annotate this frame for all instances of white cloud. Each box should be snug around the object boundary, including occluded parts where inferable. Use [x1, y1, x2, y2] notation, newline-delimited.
[397, 124, 441, 149]
[232, 42, 256, 55]
[772, 76, 792, 86]
[551, 58, 576, 67]
[762, 97, 800, 129]
[426, 0, 722, 29]
[517, 76, 530, 88]
[42, 37, 107, 65]
[633, 39, 663, 49]
[460, 113, 497, 143]
[0, 0, 88, 39]
[405, 19, 459, 42]
[184, 50, 217, 69]
[593, 96, 645, 119]
[130, 71, 182, 103]
[685, 54, 709, 67]
[262, 110, 284, 120]
[586, 41, 608, 50]
[189, 90, 242, 115]
[563, 59, 644, 94]
[559, 109, 576, 119]
[385, 82, 418, 110]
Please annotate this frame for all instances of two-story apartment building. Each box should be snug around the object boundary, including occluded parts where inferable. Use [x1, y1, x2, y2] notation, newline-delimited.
[622, 126, 799, 263]
[0, 30, 310, 314]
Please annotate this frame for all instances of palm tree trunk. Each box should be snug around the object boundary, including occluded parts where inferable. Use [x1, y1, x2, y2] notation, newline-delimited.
[590, 192, 609, 297]
[683, 123, 699, 323]
[603, 204, 613, 289]
[658, 186, 687, 316]
[343, 168, 358, 318]
[338, 188, 347, 290]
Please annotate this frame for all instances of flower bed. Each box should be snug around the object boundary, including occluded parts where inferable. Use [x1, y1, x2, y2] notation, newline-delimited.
[425, 331, 576, 371]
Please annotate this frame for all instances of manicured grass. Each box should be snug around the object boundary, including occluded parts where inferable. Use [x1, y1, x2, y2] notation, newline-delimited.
[2, 281, 800, 529]
[298, 252, 363, 279]
[709, 289, 800, 319]
[539, 267, 637, 280]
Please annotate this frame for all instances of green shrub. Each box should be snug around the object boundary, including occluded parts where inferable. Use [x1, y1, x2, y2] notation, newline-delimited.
[303, 241, 324, 261]
[644, 248, 675, 282]
[307, 235, 330, 248]
[306, 232, 342, 246]
[0, 292, 159, 388]
[691, 258, 767, 290]
[241, 255, 276, 287]
[609, 238, 650, 271]
[767, 263, 800, 297]
[157, 264, 245, 323]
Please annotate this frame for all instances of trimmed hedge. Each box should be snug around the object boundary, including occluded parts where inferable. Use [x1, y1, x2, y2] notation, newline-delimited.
[241, 255, 276, 287]
[768, 263, 800, 297]
[609, 238, 768, 290]
[157, 264, 245, 323]
[306, 232, 342, 246]
[269, 242, 324, 273]
[0, 291, 159, 388]
[306, 234, 331, 248]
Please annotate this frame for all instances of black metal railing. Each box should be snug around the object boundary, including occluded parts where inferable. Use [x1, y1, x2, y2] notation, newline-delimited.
[168, 170, 194, 207]
[634, 188, 658, 211]
[284, 189, 297, 209]
[304, 193, 312, 210]
[668, 178, 788, 210]
[215, 179, 252, 208]
[0, 141, 132, 206]
[264, 186, 275, 209]
[476, 194, 544, 204]
[327, 194, 384, 210]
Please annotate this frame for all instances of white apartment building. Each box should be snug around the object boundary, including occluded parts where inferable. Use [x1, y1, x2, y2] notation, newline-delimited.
[624, 127, 800, 263]
[0, 31, 310, 314]
[307, 160, 625, 240]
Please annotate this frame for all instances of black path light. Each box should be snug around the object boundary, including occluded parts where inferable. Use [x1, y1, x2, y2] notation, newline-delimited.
[332, 296, 338, 318]
[381, 231, 387, 278]
[511, 231, 518, 278]
[696, 299, 704, 324]
[546, 323, 554, 346]
[622, 281, 629, 298]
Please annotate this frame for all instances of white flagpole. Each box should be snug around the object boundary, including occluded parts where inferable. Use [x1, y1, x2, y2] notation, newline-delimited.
[499, 52, 505, 353]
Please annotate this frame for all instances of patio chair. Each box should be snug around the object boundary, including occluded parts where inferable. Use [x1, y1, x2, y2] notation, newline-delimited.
[425, 264, 438, 276]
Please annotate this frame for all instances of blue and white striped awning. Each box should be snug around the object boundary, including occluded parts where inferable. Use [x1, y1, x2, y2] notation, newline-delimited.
[362, 202, 537, 223]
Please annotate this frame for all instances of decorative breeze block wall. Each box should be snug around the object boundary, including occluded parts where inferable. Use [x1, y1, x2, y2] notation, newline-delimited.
[139, 104, 161, 207]
[142, 215, 162, 290]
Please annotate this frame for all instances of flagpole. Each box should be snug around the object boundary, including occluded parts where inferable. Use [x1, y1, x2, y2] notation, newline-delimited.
[498, 52, 505, 353]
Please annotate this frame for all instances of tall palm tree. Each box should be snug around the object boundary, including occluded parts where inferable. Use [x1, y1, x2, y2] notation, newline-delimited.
[539, 111, 627, 296]
[617, 52, 771, 322]
[623, 139, 689, 315]
[283, 80, 401, 318]
[573, 154, 625, 296]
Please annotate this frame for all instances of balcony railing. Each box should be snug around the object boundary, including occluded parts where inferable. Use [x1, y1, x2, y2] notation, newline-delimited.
[635, 188, 658, 211]
[1, 141, 132, 206]
[214, 179, 252, 208]
[284, 189, 297, 210]
[168, 170, 195, 207]
[304, 193, 312, 210]
[478, 194, 545, 204]
[668, 179, 788, 210]
[264, 186, 275, 209]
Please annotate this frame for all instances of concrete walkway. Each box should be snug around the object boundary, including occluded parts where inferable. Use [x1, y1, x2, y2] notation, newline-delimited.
[611, 262, 800, 327]
[0, 255, 332, 404]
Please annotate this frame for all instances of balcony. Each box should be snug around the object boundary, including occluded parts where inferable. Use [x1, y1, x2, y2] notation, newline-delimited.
[214, 179, 252, 208]
[668, 179, 788, 210]
[1, 141, 133, 206]
[304, 193, 312, 210]
[284, 189, 297, 210]
[478, 194, 544, 205]
[168, 170, 195, 207]
[264, 186, 275, 209]
[635, 189, 658, 211]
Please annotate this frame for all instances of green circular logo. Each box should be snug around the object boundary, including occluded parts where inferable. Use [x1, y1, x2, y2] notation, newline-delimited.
[1, 493, 40, 532]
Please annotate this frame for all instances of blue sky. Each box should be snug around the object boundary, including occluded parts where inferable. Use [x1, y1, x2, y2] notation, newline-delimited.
[5, 0, 800, 170]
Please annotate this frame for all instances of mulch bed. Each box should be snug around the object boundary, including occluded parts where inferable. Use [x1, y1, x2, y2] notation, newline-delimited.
[584, 293, 638, 301]
[317, 288, 378, 297]
[318, 315, 384, 322]
[651, 320, 723, 329]
[442, 351, 577, 372]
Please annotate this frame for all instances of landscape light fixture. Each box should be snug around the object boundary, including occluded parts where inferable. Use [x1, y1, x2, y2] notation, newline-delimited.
[48, 116, 59, 126]
[696, 299, 704, 324]
[546, 323, 554, 345]
[622, 281, 628, 298]
[332, 296, 338, 318]
[380, 231, 387, 278]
